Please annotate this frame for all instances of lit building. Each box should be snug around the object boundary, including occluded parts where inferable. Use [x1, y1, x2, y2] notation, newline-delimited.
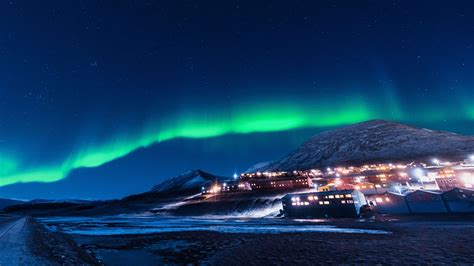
[366, 191, 411, 214]
[248, 177, 312, 190]
[282, 190, 367, 218]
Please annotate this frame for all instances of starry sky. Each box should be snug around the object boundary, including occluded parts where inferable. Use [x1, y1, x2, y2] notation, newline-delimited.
[1, 1, 474, 199]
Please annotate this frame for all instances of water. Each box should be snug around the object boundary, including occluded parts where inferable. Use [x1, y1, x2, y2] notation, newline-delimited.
[38, 215, 390, 235]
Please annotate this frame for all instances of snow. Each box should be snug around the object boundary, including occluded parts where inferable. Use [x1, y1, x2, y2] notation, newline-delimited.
[244, 161, 273, 173]
[38, 216, 390, 236]
[150, 169, 228, 193]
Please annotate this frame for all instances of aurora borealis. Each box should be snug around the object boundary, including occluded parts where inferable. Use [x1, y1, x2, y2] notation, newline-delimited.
[0, 96, 375, 186]
[1, 1, 474, 199]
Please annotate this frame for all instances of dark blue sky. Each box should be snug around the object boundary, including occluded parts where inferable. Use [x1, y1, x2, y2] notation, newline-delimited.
[0, 1, 473, 199]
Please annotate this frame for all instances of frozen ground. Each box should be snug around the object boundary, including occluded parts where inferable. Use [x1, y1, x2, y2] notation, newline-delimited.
[34, 215, 474, 265]
[38, 215, 390, 236]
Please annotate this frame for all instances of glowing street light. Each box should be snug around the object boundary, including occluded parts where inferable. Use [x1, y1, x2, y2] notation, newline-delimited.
[413, 168, 424, 178]
[461, 173, 474, 188]
[432, 158, 440, 166]
[413, 168, 425, 187]
[469, 155, 474, 162]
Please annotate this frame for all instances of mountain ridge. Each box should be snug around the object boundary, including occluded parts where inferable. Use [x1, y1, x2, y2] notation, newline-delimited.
[251, 119, 474, 172]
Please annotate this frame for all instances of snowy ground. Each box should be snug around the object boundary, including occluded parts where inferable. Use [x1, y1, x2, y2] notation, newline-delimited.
[38, 215, 390, 236]
[35, 215, 474, 265]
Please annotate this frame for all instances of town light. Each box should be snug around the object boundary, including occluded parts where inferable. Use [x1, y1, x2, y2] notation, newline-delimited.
[233, 173, 238, 179]
[413, 168, 424, 179]
[432, 158, 440, 166]
[469, 155, 474, 162]
[461, 173, 474, 185]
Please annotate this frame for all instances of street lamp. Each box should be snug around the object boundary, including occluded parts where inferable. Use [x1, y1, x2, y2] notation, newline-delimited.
[413, 168, 425, 188]
[432, 158, 440, 167]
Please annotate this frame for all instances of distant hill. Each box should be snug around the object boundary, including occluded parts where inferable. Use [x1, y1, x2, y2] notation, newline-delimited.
[27, 199, 92, 204]
[251, 120, 474, 171]
[149, 169, 229, 194]
[0, 198, 24, 210]
[121, 169, 230, 203]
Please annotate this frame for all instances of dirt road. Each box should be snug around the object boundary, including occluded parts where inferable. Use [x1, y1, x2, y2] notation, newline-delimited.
[0, 216, 47, 266]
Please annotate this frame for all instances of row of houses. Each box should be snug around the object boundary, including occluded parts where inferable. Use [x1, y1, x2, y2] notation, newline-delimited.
[367, 188, 474, 214]
[282, 187, 474, 218]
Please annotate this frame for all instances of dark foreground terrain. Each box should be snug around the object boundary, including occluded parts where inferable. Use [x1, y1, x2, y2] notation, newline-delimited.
[0, 214, 98, 265]
[27, 215, 474, 265]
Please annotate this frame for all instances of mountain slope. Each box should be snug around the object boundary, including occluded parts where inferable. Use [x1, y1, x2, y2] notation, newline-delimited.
[150, 169, 229, 193]
[254, 120, 474, 171]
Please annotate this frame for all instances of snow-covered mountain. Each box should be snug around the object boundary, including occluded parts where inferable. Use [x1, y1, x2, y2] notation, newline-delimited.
[150, 169, 229, 193]
[252, 120, 474, 171]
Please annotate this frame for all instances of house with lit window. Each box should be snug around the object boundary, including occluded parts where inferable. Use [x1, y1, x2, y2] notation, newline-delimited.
[405, 190, 448, 214]
[354, 181, 387, 195]
[248, 177, 312, 190]
[366, 191, 411, 214]
[317, 183, 354, 192]
[282, 190, 367, 218]
[442, 188, 474, 213]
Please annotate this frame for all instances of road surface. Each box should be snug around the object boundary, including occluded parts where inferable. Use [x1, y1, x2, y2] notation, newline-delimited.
[0, 216, 47, 266]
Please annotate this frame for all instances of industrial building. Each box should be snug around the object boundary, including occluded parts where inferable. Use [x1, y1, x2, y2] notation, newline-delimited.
[282, 190, 367, 218]
[367, 191, 411, 214]
[405, 190, 448, 214]
[442, 188, 474, 213]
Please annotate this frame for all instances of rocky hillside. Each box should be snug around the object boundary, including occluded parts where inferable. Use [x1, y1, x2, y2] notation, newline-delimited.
[252, 120, 474, 171]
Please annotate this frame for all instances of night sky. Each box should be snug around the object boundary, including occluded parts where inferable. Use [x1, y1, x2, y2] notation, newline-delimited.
[1, 1, 474, 199]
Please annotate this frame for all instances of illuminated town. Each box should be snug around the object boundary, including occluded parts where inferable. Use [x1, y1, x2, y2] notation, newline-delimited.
[202, 155, 474, 218]
[204, 155, 474, 195]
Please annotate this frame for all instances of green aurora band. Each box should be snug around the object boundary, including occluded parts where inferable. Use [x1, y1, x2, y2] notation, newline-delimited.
[0, 97, 472, 187]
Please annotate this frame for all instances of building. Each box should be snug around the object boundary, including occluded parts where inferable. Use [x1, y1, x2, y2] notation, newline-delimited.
[201, 181, 249, 194]
[442, 188, 474, 213]
[282, 190, 367, 218]
[432, 167, 460, 191]
[405, 190, 448, 214]
[317, 183, 354, 192]
[248, 177, 312, 190]
[354, 181, 387, 195]
[366, 191, 411, 214]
